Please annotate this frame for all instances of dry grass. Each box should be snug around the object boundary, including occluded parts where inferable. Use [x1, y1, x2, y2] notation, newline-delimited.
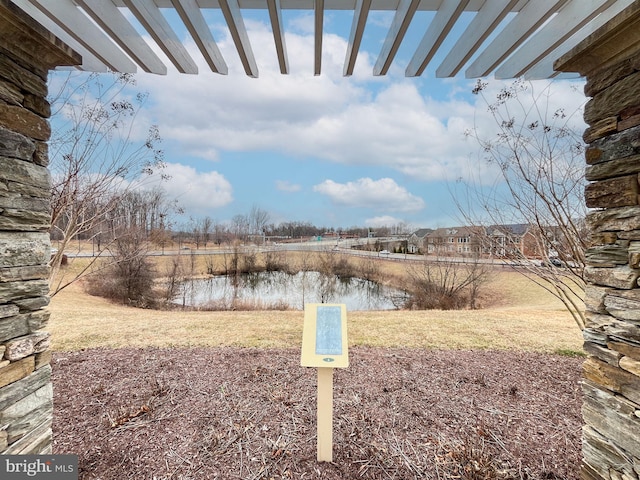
[48, 252, 583, 353]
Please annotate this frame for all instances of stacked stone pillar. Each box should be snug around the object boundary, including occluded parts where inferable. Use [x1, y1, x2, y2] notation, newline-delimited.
[0, 1, 79, 454]
[556, 4, 640, 479]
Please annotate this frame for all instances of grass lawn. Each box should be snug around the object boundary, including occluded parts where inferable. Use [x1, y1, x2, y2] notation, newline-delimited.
[48, 254, 583, 354]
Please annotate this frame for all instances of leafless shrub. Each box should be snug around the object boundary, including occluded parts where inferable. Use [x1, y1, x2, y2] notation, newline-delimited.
[240, 249, 258, 273]
[357, 256, 382, 282]
[406, 256, 492, 310]
[264, 249, 287, 272]
[84, 229, 156, 307]
[161, 256, 186, 303]
[316, 251, 355, 278]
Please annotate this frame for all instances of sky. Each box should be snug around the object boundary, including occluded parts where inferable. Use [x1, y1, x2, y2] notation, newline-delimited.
[49, 8, 588, 232]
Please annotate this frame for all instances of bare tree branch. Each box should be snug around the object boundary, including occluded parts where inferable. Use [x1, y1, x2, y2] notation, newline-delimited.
[457, 79, 587, 329]
[48, 72, 171, 295]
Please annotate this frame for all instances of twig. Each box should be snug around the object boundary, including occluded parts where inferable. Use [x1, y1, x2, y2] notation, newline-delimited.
[488, 430, 512, 457]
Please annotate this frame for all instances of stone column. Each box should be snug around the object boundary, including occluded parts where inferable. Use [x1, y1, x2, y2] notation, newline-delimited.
[0, 1, 80, 454]
[555, 4, 640, 480]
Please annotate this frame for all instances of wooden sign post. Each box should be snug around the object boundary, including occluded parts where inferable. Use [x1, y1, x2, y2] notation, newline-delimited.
[301, 303, 349, 462]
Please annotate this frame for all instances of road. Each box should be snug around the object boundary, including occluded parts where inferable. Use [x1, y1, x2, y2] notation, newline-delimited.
[61, 238, 518, 267]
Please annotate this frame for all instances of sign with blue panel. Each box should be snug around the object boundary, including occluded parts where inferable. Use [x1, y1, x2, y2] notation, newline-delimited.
[301, 303, 348, 368]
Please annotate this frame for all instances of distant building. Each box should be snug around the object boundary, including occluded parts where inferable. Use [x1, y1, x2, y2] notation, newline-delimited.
[409, 223, 558, 260]
[407, 228, 433, 253]
[425, 226, 484, 256]
[483, 224, 549, 259]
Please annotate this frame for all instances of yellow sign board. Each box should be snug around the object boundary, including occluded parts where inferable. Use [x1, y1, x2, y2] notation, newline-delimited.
[301, 303, 349, 368]
[300, 303, 349, 462]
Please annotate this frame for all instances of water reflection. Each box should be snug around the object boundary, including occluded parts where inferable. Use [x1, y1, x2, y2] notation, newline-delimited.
[174, 271, 407, 311]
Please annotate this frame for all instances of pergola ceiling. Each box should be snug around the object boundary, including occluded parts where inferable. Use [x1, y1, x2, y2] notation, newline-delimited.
[12, 0, 635, 79]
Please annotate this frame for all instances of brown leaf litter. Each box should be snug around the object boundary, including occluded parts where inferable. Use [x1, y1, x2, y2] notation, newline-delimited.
[51, 347, 583, 479]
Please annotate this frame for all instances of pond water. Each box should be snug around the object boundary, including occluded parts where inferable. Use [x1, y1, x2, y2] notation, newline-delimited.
[174, 271, 408, 311]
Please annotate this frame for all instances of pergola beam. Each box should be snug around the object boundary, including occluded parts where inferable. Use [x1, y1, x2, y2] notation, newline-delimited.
[373, 0, 420, 76]
[20, 0, 138, 72]
[171, 0, 228, 74]
[219, 0, 259, 77]
[314, 0, 323, 76]
[495, 0, 617, 79]
[123, 0, 198, 74]
[405, 0, 470, 77]
[267, 0, 289, 74]
[436, 0, 518, 78]
[75, 0, 167, 74]
[522, 0, 636, 79]
[464, 0, 568, 79]
[343, 0, 371, 76]
[13, 0, 633, 79]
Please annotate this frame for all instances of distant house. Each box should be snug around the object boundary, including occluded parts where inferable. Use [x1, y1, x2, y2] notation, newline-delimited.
[425, 226, 484, 256]
[484, 224, 540, 258]
[407, 228, 433, 253]
[406, 223, 567, 260]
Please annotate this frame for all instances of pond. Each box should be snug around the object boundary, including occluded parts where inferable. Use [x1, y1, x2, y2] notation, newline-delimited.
[174, 271, 408, 311]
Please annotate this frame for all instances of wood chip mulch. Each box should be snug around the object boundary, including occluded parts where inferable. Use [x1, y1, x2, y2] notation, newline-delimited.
[51, 347, 583, 480]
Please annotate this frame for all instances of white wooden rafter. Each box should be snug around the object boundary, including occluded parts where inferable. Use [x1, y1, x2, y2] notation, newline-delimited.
[75, 0, 167, 74]
[219, 0, 258, 77]
[314, 0, 324, 76]
[123, 0, 198, 73]
[343, 0, 371, 76]
[405, 0, 470, 77]
[171, 0, 227, 74]
[494, 0, 617, 79]
[18, 1, 108, 72]
[373, 0, 420, 76]
[267, 0, 289, 74]
[11, 0, 634, 79]
[435, 0, 519, 78]
[23, 0, 138, 72]
[522, 0, 636, 80]
[464, 0, 570, 78]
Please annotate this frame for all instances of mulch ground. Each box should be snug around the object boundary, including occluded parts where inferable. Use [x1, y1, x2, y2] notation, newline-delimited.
[51, 347, 583, 480]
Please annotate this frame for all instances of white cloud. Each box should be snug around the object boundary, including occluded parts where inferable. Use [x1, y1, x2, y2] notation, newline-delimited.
[125, 16, 588, 228]
[134, 22, 467, 180]
[135, 20, 371, 157]
[313, 177, 425, 212]
[133, 18, 586, 188]
[142, 163, 233, 214]
[365, 215, 404, 228]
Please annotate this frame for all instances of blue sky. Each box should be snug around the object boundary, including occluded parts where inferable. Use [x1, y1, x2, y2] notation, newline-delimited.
[51, 8, 587, 232]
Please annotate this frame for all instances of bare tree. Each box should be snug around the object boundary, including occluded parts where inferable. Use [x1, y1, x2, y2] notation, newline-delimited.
[459, 79, 587, 329]
[248, 204, 270, 244]
[109, 188, 178, 235]
[188, 216, 214, 249]
[189, 217, 202, 249]
[213, 220, 227, 246]
[47, 72, 166, 295]
[230, 214, 249, 242]
[200, 216, 213, 248]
